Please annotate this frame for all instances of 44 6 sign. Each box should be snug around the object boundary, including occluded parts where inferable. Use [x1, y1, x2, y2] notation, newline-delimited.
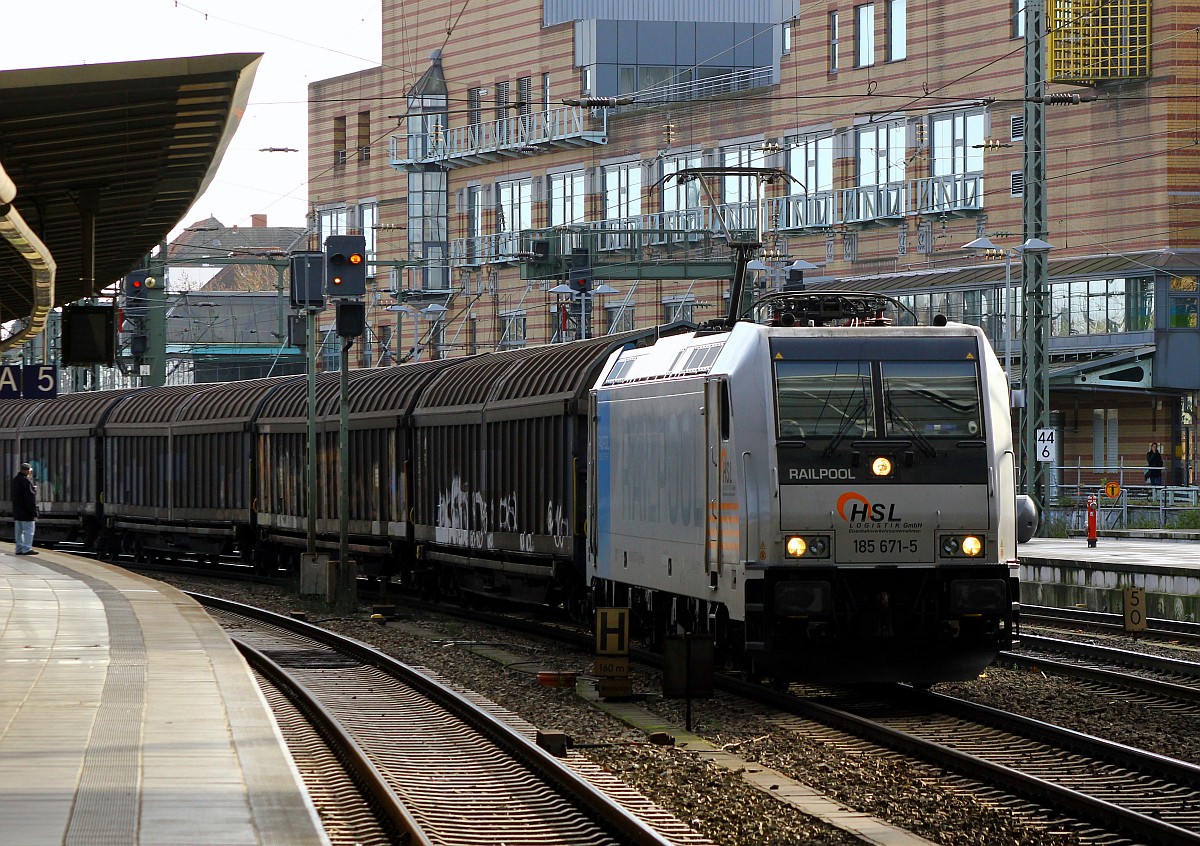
[0, 364, 58, 399]
[1036, 428, 1057, 463]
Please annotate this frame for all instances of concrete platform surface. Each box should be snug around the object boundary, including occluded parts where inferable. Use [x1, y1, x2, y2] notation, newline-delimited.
[0, 549, 329, 846]
[1021, 536, 1200, 571]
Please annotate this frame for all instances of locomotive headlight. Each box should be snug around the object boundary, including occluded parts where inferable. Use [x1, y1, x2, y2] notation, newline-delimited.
[940, 535, 985, 558]
[785, 535, 830, 559]
[871, 456, 893, 476]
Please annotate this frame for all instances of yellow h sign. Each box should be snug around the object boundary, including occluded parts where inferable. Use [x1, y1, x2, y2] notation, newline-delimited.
[595, 607, 630, 656]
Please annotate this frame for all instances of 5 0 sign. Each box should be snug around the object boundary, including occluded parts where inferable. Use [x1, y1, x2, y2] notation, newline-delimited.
[0, 364, 59, 399]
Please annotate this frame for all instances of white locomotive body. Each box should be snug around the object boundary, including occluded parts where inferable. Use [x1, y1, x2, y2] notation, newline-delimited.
[590, 308, 1027, 684]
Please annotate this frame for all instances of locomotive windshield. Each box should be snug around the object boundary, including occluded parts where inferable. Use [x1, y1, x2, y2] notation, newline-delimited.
[775, 360, 874, 440]
[774, 358, 981, 441]
[881, 360, 982, 438]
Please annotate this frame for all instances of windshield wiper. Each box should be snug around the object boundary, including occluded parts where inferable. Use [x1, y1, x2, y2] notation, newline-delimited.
[822, 398, 867, 458]
[884, 390, 937, 459]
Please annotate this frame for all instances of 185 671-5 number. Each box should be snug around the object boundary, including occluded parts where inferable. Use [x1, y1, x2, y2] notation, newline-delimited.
[853, 538, 918, 554]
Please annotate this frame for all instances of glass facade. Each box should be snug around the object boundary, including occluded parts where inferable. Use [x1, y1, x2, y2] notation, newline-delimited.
[895, 275, 1154, 347]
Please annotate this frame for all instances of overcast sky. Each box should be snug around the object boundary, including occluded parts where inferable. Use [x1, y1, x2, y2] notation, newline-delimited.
[2, 0, 382, 238]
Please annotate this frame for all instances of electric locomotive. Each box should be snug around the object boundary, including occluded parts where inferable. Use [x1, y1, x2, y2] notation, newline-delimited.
[589, 291, 1036, 685]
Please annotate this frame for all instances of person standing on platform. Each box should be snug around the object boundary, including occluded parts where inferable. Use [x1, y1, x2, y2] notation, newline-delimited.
[1146, 442, 1164, 487]
[11, 462, 38, 555]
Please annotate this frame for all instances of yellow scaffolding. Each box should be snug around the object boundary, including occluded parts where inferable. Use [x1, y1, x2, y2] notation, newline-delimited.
[1048, 0, 1151, 83]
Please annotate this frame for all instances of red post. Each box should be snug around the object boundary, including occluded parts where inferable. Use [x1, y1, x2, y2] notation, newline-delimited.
[1086, 495, 1098, 548]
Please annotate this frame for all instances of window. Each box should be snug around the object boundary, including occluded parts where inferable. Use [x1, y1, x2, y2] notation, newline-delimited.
[788, 134, 835, 194]
[581, 66, 594, 95]
[603, 163, 642, 220]
[829, 12, 840, 72]
[857, 122, 905, 188]
[775, 360, 874, 439]
[333, 116, 347, 164]
[465, 185, 482, 262]
[1051, 277, 1154, 336]
[499, 310, 527, 349]
[318, 206, 348, 242]
[663, 296, 695, 324]
[931, 110, 985, 177]
[662, 154, 703, 212]
[722, 144, 767, 205]
[1012, 0, 1026, 39]
[542, 73, 552, 111]
[497, 179, 532, 232]
[783, 20, 793, 54]
[618, 66, 636, 95]
[321, 329, 340, 371]
[517, 76, 532, 116]
[1169, 276, 1199, 328]
[468, 87, 483, 126]
[607, 303, 634, 334]
[855, 4, 875, 67]
[550, 171, 586, 226]
[407, 109, 447, 160]
[495, 81, 510, 143]
[357, 111, 371, 161]
[881, 361, 982, 438]
[887, 0, 906, 61]
[359, 202, 378, 274]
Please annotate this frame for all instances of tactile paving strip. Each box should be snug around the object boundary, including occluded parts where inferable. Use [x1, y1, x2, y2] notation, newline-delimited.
[42, 562, 146, 846]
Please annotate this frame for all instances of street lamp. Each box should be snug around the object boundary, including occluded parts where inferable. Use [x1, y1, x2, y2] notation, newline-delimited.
[786, 259, 818, 291]
[549, 283, 618, 339]
[962, 236, 1015, 386]
[386, 303, 418, 361]
[964, 236, 1054, 503]
[421, 303, 448, 359]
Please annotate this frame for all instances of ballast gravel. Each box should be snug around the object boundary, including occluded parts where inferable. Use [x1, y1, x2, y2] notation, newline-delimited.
[164, 575, 1193, 846]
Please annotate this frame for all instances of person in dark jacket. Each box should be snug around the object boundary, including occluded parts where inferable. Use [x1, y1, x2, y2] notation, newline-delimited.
[11, 462, 38, 555]
[1146, 442, 1164, 487]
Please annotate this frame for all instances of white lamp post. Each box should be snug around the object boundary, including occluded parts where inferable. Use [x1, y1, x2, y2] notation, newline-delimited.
[962, 236, 1014, 386]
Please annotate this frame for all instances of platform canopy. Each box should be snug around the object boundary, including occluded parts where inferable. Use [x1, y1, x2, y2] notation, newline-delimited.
[0, 53, 261, 350]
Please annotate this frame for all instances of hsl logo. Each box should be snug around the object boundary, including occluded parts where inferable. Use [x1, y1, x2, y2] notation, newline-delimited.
[837, 491, 902, 522]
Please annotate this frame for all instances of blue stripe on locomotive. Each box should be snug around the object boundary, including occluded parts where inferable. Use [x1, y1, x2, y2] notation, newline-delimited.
[593, 392, 612, 580]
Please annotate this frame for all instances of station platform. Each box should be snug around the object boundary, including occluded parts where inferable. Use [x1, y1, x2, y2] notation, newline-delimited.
[0, 549, 328, 846]
[1019, 535, 1200, 620]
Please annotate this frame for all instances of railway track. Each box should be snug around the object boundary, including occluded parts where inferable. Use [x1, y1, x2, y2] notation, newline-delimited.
[252, 664, 415, 846]
[364, 599, 1200, 845]
[319, 595, 1200, 845]
[156, 569, 1200, 845]
[1023, 604, 1200, 649]
[776, 684, 1200, 846]
[194, 593, 703, 846]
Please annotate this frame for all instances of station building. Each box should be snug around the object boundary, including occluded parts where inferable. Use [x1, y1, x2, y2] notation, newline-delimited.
[307, 0, 1200, 489]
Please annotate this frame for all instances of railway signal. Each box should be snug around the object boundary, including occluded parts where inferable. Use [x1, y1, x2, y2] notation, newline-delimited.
[568, 246, 592, 292]
[325, 235, 367, 298]
[124, 270, 151, 317]
[290, 252, 326, 308]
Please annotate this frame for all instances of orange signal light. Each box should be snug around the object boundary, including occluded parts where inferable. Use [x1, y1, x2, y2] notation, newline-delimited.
[349, 253, 364, 265]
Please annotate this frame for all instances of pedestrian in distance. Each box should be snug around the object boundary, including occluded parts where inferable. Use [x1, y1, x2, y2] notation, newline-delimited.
[11, 462, 38, 555]
[1146, 442, 1164, 487]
